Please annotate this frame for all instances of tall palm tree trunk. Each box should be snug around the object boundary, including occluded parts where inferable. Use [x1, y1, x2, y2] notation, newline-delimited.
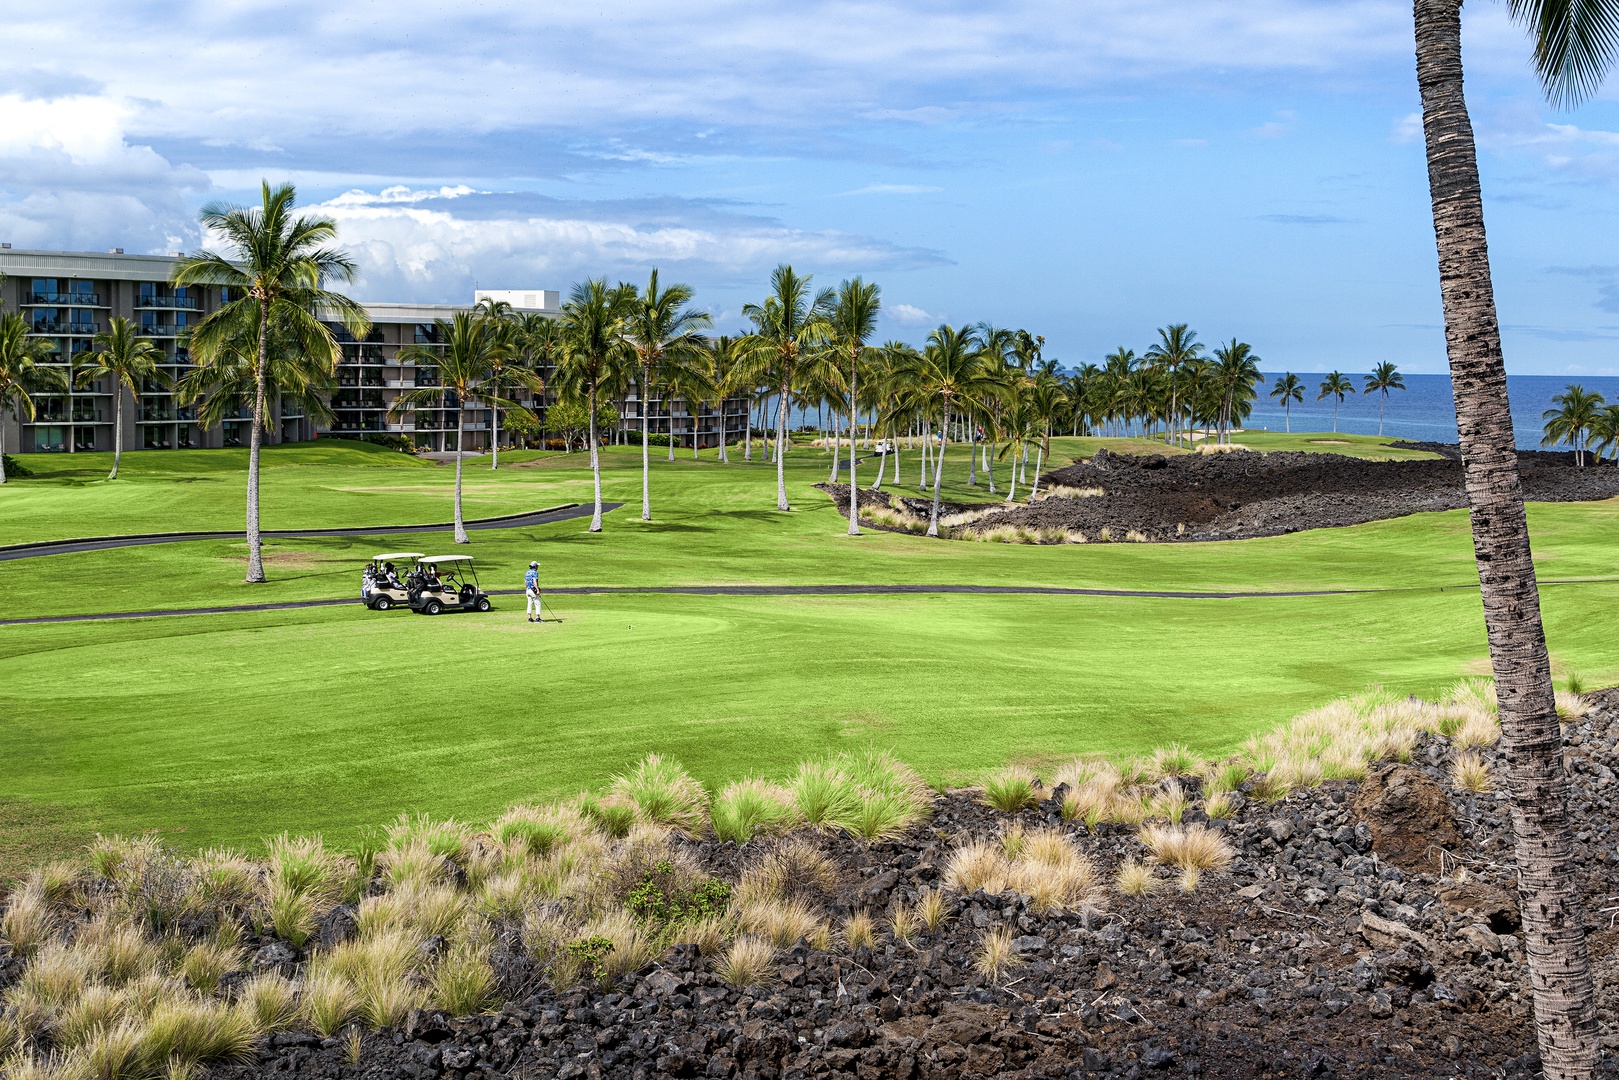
[588, 385, 603, 533]
[744, 398, 753, 461]
[244, 303, 270, 583]
[1379, 391, 1387, 436]
[1334, 399, 1341, 433]
[110, 383, 123, 480]
[1029, 431, 1047, 501]
[453, 408, 468, 544]
[640, 372, 652, 521]
[919, 422, 931, 489]
[718, 404, 727, 463]
[1415, 2, 1596, 1074]
[1004, 444, 1017, 503]
[775, 381, 791, 511]
[491, 408, 500, 470]
[927, 404, 950, 537]
[846, 370, 859, 536]
[828, 414, 842, 483]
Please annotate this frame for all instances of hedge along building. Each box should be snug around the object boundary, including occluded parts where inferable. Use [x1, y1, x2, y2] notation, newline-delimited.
[2, 249, 749, 455]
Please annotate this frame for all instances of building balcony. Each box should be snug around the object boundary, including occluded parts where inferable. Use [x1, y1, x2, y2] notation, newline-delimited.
[138, 323, 187, 338]
[30, 319, 101, 336]
[141, 408, 177, 423]
[28, 291, 102, 306]
[136, 295, 201, 310]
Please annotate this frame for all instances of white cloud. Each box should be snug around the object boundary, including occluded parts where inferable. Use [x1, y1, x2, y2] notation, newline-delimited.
[1391, 112, 1423, 143]
[888, 303, 939, 327]
[309, 188, 948, 301]
[838, 184, 943, 196]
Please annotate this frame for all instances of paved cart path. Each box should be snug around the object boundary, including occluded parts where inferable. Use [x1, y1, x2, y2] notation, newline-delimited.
[6, 578, 1591, 628]
[0, 502, 612, 562]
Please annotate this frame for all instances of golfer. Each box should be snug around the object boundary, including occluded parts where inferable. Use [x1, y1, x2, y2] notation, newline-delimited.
[525, 561, 542, 622]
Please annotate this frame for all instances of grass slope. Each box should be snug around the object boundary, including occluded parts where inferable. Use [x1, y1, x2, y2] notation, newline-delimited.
[1, 433, 1614, 874]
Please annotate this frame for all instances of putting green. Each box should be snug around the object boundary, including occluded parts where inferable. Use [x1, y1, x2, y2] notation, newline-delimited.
[1, 434, 1615, 877]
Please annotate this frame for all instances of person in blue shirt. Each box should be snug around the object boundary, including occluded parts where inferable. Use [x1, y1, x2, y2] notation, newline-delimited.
[525, 561, 541, 622]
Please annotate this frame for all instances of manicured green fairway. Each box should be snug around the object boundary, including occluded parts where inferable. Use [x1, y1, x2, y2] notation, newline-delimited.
[1, 436, 1615, 877]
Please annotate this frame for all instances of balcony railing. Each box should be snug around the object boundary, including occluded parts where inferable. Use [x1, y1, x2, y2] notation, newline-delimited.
[136, 295, 201, 310]
[330, 419, 385, 432]
[138, 323, 186, 337]
[141, 406, 177, 422]
[29, 291, 101, 306]
[30, 320, 101, 335]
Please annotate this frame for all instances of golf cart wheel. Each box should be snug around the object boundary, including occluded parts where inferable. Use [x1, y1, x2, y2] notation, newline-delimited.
[373, 596, 392, 611]
[425, 599, 442, 616]
[474, 596, 491, 612]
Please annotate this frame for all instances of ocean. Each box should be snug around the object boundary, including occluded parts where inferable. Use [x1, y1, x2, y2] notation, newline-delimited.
[1246, 373, 1619, 452]
[775, 372, 1619, 453]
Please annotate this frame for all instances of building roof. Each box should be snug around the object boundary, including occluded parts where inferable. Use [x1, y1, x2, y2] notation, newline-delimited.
[0, 248, 187, 282]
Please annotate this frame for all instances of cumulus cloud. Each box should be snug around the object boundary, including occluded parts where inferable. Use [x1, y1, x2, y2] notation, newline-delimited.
[309, 187, 950, 301]
[0, 92, 208, 251]
[887, 303, 940, 327]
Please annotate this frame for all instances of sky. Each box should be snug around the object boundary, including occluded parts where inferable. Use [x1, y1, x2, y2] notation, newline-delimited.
[5, 0, 1619, 376]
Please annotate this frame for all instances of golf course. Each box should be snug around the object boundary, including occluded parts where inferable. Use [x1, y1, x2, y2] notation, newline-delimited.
[3, 435, 1616, 875]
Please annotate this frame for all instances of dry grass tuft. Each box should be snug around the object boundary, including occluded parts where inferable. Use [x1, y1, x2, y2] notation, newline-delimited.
[916, 888, 948, 933]
[1139, 824, 1235, 873]
[889, 904, 916, 946]
[974, 926, 1018, 980]
[715, 936, 775, 987]
[1115, 859, 1156, 897]
[431, 941, 498, 1016]
[733, 837, 841, 908]
[1032, 484, 1105, 500]
[842, 912, 876, 950]
[736, 897, 824, 950]
[1451, 752, 1493, 793]
[238, 973, 299, 1032]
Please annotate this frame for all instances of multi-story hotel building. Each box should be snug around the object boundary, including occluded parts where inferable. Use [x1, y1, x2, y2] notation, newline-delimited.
[2, 249, 750, 456]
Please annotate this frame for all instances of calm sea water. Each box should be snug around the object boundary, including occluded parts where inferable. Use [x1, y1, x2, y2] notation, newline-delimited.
[1247, 373, 1619, 452]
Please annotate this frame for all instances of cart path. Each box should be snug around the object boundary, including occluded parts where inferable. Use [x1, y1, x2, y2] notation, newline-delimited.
[10, 578, 1611, 628]
[0, 502, 617, 562]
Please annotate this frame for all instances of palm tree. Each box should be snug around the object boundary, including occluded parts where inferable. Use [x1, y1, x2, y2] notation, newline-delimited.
[1144, 324, 1202, 446]
[1269, 373, 1304, 434]
[0, 312, 66, 484]
[1591, 403, 1619, 465]
[172, 181, 369, 583]
[472, 298, 520, 470]
[1211, 340, 1262, 445]
[621, 270, 712, 518]
[739, 265, 834, 511]
[1413, 2, 1618, 1069]
[894, 324, 1002, 536]
[74, 318, 168, 480]
[1362, 361, 1405, 437]
[390, 312, 517, 543]
[553, 279, 633, 532]
[1317, 372, 1356, 433]
[825, 278, 882, 535]
[1542, 384, 1605, 466]
[175, 314, 338, 441]
[708, 335, 760, 464]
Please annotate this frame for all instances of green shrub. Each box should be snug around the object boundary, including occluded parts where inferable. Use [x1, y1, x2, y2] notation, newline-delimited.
[1, 454, 31, 478]
[625, 861, 731, 927]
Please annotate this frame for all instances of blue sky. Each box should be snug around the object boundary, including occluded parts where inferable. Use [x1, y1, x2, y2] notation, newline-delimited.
[5, 0, 1619, 375]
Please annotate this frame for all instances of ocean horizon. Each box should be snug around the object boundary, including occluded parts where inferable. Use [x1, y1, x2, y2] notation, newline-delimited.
[1246, 373, 1619, 452]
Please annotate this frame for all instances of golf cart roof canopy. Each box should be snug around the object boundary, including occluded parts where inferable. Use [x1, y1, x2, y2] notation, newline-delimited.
[420, 554, 475, 563]
[372, 553, 427, 562]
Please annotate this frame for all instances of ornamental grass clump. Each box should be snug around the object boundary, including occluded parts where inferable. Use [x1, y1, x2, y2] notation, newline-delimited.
[981, 767, 1039, 813]
[712, 779, 801, 842]
[1115, 859, 1156, 897]
[945, 831, 1102, 915]
[916, 888, 949, 933]
[608, 755, 710, 835]
[431, 941, 498, 1016]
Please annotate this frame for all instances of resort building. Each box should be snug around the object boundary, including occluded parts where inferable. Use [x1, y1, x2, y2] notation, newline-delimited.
[2, 248, 749, 456]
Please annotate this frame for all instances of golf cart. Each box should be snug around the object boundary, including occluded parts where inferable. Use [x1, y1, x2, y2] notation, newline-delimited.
[361, 553, 426, 610]
[408, 555, 492, 615]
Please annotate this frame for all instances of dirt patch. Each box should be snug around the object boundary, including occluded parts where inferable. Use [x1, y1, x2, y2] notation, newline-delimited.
[221, 551, 344, 570]
[893, 445, 1619, 543]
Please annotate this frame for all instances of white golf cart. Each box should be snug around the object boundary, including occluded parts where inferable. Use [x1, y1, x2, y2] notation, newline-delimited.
[408, 554, 492, 615]
[361, 552, 425, 610]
